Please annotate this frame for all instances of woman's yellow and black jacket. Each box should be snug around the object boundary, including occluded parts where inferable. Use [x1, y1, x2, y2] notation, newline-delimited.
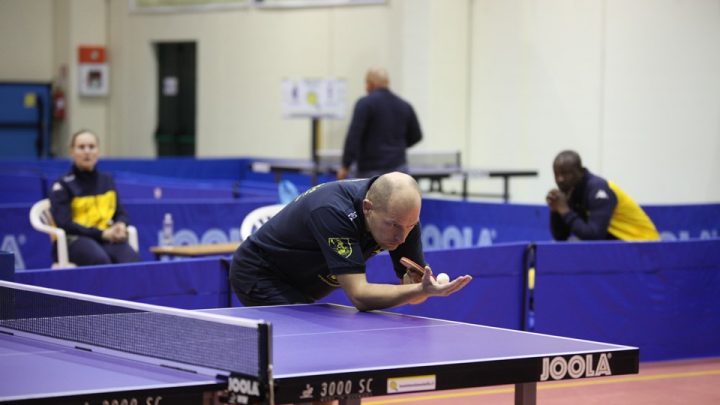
[49, 165, 129, 242]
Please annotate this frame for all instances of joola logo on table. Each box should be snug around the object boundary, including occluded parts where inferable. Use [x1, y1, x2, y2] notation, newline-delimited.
[540, 353, 612, 381]
[227, 376, 260, 404]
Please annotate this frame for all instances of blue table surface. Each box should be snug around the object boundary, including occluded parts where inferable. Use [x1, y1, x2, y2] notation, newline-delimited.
[0, 332, 215, 401]
[0, 303, 634, 400]
[205, 304, 633, 377]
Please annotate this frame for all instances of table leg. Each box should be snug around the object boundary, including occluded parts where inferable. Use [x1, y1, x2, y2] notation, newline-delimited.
[462, 172, 468, 200]
[502, 176, 510, 202]
[514, 382, 536, 405]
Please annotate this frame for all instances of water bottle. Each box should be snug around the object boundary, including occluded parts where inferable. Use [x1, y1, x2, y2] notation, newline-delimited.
[161, 213, 174, 247]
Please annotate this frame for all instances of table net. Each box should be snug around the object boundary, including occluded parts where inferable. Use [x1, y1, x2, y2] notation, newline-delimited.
[0, 280, 269, 378]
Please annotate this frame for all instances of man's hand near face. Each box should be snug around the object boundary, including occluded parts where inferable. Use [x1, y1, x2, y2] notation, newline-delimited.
[546, 188, 571, 215]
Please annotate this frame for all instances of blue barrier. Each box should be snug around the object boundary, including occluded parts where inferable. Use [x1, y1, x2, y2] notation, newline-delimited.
[15, 258, 230, 309]
[645, 204, 720, 240]
[0, 251, 13, 281]
[532, 239, 720, 361]
[4, 196, 720, 271]
[321, 244, 527, 329]
[12, 244, 527, 329]
[7, 239, 720, 361]
[420, 199, 551, 248]
[0, 157, 252, 183]
[1, 199, 276, 270]
[0, 170, 48, 203]
[1, 158, 717, 242]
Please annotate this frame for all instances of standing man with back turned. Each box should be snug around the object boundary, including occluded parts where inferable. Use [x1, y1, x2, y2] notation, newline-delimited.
[337, 67, 423, 180]
[546, 150, 660, 241]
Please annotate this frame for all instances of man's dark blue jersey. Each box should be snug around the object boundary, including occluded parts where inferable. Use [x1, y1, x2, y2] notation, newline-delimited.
[231, 177, 425, 301]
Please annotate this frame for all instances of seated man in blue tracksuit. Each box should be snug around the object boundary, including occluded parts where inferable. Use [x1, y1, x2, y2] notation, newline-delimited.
[546, 150, 660, 241]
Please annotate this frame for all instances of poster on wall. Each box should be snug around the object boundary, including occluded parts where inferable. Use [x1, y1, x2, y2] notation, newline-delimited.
[78, 64, 109, 97]
[281, 78, 346, 119]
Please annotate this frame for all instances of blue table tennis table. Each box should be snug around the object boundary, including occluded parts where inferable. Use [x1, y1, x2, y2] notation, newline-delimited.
[1, 293, 638, 405]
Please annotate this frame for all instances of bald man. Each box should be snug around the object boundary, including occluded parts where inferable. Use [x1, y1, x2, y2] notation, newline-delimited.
[546, 150, 660, 241]
[229, 173, 471, 311]
[337, 67, 423, 180]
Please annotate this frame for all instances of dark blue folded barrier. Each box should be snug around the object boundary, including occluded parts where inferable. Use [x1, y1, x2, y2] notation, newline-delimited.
[0, 170, 48, 203]
[420, 199, 552, 248]
[15, 258, 231, 309]
[0, 158, 251, 182]
[114, 173, 281, 201]
[1, 199, 276, 270]
[123, 199, 275, 262]
[0, 251, 13, 281]
[645, 204, 720, 240]
[6, 238, 720, 362]
[1, 158, 718, 241]
[320, 244, 527, 329]
[532, 239, 720, 361]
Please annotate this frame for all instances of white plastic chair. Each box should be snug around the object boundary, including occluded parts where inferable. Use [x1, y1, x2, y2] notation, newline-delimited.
[240, 204, 285, 241]
[29, 199, 139, 269]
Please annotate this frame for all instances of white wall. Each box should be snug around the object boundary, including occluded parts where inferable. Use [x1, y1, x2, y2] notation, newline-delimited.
[468, 0, 720, 204]
[0, 0, 54, 81]
[66, 0, 109, 155]
[109, 2, 397, 158]
[602, 0, 720, 204]
[1, 0, 718, 204]
[469, 0, 607, 202]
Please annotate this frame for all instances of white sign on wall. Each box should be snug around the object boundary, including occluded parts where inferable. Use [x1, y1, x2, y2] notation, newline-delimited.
[281, 78, 346, 119]
[78, 64, 109, 97]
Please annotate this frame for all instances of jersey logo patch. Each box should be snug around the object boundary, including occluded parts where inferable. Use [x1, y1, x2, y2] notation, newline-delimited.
[594, 190, 609, 199]
[328, 237, 353, 258]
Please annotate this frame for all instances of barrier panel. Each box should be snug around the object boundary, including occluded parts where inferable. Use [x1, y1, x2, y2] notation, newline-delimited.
[321, 244, 527, 330]
[420, 199, 551, 248]
[645, 204, 720, 240]
[5, 239, 720, 361]
[533, 239, 720, 361]
[0, 170, 48, 203]
[1, 158, 718, 241]
[14, 257, 230, 309]
[0, 252, 13, 281]
[1, 199, 274, 270]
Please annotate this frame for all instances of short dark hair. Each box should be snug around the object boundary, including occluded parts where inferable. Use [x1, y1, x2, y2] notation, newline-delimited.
[554, 150, 582, 169]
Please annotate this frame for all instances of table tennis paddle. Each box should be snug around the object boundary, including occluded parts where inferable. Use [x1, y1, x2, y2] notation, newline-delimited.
[400, 257, 426, 276]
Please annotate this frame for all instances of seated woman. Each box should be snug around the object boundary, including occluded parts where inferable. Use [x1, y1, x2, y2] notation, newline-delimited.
[49, 129, 140, 266]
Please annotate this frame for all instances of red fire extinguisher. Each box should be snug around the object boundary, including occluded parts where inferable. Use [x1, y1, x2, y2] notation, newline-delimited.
[53, 87, 66, 120]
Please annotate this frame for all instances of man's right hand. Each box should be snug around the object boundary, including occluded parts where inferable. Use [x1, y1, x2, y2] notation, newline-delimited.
[336, 166, 349, 180]
[546, 189, 570, 214]
[420, 266, 472, 297]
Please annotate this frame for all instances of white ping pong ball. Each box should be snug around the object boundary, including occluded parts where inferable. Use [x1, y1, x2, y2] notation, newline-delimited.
[436, 273, 450, 284]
